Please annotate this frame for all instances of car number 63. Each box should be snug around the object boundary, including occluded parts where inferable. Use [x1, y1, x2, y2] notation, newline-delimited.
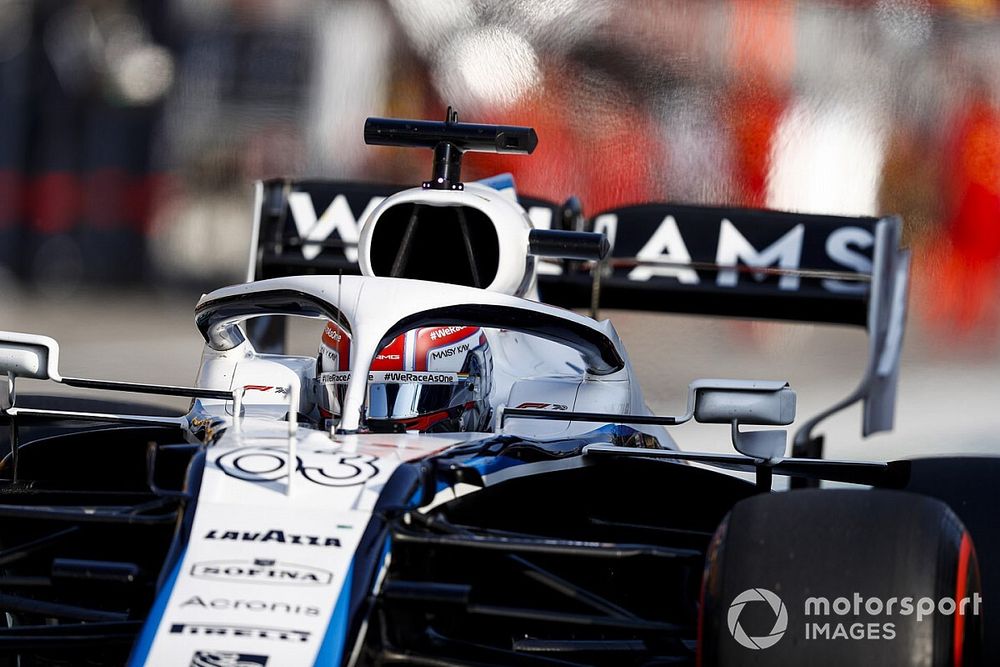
[215, 446, 379, 487]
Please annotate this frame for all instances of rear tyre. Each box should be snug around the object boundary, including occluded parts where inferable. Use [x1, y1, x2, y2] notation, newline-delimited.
[699, 489, 982, 666]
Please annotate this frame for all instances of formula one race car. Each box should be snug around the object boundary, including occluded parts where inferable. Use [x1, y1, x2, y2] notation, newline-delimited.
[0, 112, 996, 667]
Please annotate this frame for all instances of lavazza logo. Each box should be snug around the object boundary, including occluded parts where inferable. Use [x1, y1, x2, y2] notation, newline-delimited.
[728, 588, 983, 649]
[204, 528, 341, 547]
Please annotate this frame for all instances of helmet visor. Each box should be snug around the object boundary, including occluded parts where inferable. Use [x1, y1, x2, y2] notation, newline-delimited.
[317, 371, 472, 430]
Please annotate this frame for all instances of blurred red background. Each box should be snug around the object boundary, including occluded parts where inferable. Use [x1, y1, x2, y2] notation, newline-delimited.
[1, 0, 999, 342]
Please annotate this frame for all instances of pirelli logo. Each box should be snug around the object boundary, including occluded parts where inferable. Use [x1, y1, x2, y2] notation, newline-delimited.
[170, 623, 309, 642]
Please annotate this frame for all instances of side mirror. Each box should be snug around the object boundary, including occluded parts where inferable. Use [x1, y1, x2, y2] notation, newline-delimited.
[690, 379, 796, 462]
[692, 379, 796, 425]
[0, 332, 61, 411]
[0, 332, 61, 381]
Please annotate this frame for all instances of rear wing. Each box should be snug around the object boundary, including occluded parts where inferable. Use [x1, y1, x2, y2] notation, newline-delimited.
[246, 181, 910, 448]
[539, 202, 910, 448]
[541, 203, 892, 327]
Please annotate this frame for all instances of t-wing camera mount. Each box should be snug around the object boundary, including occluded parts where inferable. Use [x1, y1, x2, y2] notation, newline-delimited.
[363, 107, 538, 191]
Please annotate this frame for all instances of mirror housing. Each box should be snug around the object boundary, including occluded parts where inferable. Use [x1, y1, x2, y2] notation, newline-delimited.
[690, 379, 796, 463]
[691, 379, 795, 425]
[0, 332, 61, 381]
[0, 332, 62, 413]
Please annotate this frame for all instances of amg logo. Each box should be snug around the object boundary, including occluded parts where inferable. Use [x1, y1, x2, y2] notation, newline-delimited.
[430, 343, 470, 360]
[171, 624, 309, 642]
[190, 559, 333, 586]
[190, 650, 268, 667]
[203, 529, 341, 548]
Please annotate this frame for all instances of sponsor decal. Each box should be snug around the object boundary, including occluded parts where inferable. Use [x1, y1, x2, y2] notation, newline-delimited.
[241, 385, 288, 395]
[287, 192, 383, 262]
[190, 650, 268, 667]
[322, 323, 344, 343]
[281, 190, 552, 263]
[281, 191, 875, 294]
[515, 402, 569, 411]
[216, 446, 379, 488]
[590, 212, 873, 292]
[318, 371, 463, 385]
[319, 371, 351, 384]
[379, 371, 459, 383]
[180, 595, 320, 617]
[170, 623, 309, 642]
[321, 322, 352, 372]
[416, 327, 481, 371]
[429, 343, 470, 361]
[203, 529, 342, 548]
[429, 326, 467, 341]
[190, 559, 333, 586]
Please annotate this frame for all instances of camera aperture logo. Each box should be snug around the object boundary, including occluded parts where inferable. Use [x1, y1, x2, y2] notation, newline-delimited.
[727, 588, 788, 650]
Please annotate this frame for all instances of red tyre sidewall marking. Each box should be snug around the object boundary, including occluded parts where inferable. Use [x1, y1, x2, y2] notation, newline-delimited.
[953, 531, 973, 667]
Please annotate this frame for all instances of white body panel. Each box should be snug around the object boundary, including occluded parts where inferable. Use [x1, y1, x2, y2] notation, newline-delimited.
[138, 428, 484, 666]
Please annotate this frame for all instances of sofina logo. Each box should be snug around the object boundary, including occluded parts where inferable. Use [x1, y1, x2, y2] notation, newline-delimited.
[728, 588, 788, 650]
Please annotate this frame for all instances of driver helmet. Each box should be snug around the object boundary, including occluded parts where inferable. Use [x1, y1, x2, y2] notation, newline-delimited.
[317, 321, 492, 433]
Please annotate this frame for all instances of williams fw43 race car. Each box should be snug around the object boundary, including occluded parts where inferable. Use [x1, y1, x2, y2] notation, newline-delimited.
[0, 111, 996, 667]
